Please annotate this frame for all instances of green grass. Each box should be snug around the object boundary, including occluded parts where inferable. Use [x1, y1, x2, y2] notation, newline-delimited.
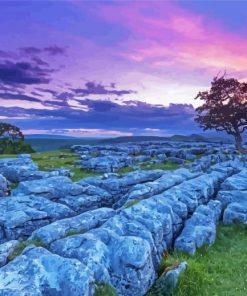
[148, 223, 247, 296]
[0, 154, 16, 159]
[95, 283, 118, 296]
[123, 199, 142, 209]
[62, 230, 86, 238]
[196, 153, 205, 159]
[116, 160, 179, 174]
[117, 166, 135, 174]
[10, 182, 19, 189]
[141, 160, 178, 171]
[8, 239, 45, 261]
[31, 149, 100, 181]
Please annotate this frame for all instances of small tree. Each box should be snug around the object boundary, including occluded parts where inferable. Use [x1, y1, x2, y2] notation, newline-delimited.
[195, 76, 247, 152]
[0, 122, 34, 154]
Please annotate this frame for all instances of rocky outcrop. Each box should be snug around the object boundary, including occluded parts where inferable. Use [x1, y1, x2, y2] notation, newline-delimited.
[0, 142, 246, 296]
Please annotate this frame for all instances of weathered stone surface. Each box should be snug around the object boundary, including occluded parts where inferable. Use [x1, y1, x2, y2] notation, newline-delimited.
[167, 156, 185, 164]
[0, 174, 9, 197]
[223, 202, 247, 224]
[221, 169, 247, 191]
[84, 170, 165, 208]
[217, 190, 247, 208]
[81, 155, 132, 173]
[13, 176, 83, 200]
[174, 200, 222, 255]
[50, 229, 155, 296]
[150, 262, 187, 296]
[0, 195, 74, 242]
[0, 155, 39, 182]
[31, 208, 115, 245]
[0, 246, 94, 296]
[0, 240, 20, 267]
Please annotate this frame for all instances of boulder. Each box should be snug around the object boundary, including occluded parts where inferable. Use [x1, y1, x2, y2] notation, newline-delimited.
[174, 201, 222, 255]
[221, 169, 247, 191]
[0, 246, 94, 296]
[217, 190, 247, 209]
[223, 202, 247, 224]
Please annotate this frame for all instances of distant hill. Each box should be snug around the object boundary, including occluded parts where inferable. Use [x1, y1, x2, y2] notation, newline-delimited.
[25, 133, 232, 152]
[99, 134, 232, 145]
[25, 134, 78, 139]
[25, 138, 100, 152]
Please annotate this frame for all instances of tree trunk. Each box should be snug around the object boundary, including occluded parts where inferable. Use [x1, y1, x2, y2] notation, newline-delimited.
[234, 132, 247, 153]
[235, 133, 242, 150]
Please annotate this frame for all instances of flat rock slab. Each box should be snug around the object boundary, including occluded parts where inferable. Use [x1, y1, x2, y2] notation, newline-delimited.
[31, 207, 115, 245]
[13, 176, 84, 200]
[0, 195, 74, 242]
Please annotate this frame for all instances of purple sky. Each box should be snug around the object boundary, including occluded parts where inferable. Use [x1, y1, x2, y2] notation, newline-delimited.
[0, 1, 247, 137]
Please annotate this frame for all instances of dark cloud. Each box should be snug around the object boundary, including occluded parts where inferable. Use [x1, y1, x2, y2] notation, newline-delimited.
[35, 88, 58, 96]
[0, 99, 197, 134]
[77, 99, 117, 112]
[71, 81, 136, 97]
[0, 92, 42, 103]
[32, 57, 49, 66]
[44, 46, 66, 56]
[43, 99, 70, 108]
[20, 47, 42, 55]
[0, 60, 52, 85]
[20, 46, 66, 56]
[0, 50, 15, 59]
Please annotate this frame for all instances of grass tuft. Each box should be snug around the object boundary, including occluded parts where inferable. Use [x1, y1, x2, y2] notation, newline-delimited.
[141, 160, 178, 171]
[117, 166, 135, 174]
[8, 239, 45, 261]
[63, 230, 86, 238]
[124, 199, 142, 209]
[95, 283, 118, 296]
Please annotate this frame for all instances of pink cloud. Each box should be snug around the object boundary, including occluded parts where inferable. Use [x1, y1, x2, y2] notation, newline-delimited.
[96, 1, 247, 77]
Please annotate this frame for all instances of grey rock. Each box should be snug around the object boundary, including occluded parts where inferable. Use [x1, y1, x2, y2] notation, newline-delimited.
[31, 208, 115, 245]
[223, 202, 247, 224]
[151, 261, 187, 296]
[13, 176, 84, 201]
[217, 190, 247, 209]
[174, 201, 222, 255]
[221, 169, 247, 191]
[0, 240, 20, 267]
[0, 195, 74, 242]
[0, 246, 94, 296]
[0, 174, 9, 197]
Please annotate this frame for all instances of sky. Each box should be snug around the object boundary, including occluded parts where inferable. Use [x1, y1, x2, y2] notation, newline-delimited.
[0, 0, 247, 137]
